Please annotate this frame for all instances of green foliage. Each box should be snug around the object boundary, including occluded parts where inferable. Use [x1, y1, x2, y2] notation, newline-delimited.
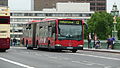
[86, 11, 114, 40]
[116, 17, 120, 40]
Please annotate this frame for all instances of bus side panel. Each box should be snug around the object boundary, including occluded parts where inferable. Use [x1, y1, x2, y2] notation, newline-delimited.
[37, 37, 49, 48]
[0, 38, 10, 49]
[48, 37, 55, 47]
[24, 37, 33, 47]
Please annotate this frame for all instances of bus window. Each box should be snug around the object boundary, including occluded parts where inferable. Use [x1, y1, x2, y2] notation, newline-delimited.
[52, 26, 56, 38]
[39, 26, 42, 29]
[0, 18, 9, 24]
[48, 26, 52, 37]
[26, 24, 31, 29]
[58, 20, 82, 40]
[52, 26, 55, 34]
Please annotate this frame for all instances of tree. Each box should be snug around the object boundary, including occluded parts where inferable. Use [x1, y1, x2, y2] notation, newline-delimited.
[116, 17, 120, 40]
[86, 12, 113, 40]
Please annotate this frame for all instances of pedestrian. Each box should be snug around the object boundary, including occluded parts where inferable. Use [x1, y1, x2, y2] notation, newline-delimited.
[111, 37, 115, 49]
[88, 33, 92, 48]
[13, 38, 17, 46]
[93, 33, 97, 48]
[10, 39, 12, 46]
[95, 38, 101, 49]
[106, 35, 112, 49]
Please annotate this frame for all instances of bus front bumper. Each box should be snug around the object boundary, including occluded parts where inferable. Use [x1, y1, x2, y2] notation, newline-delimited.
[53, 46, 83, 50]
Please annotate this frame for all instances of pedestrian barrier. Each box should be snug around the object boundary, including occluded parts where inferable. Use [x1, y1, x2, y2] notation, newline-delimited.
[84, 40, 120, 50]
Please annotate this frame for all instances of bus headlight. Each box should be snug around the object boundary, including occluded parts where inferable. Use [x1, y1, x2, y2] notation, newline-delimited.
[78, 45, 83, 47]
[55, 44, 61, 46]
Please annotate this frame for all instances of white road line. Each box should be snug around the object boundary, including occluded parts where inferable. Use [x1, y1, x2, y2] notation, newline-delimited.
[72, 61, 92, 65]
[0, 57, 35, 68]
[49, 57, 58, 59]
[69, 53, 120, 61]
[104, 66, 112, 68]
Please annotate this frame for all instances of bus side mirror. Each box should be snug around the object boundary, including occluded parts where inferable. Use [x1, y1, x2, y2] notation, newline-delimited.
[84, 23, 88, 30]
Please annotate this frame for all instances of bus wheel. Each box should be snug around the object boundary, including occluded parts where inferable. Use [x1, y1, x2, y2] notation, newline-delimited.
[0, 49, 6, 52]
[48, 41, 52, 51]
[26, 40, 33, 49]
[27, 47, 33, 50]
[71, 49, 77, 53]
[56, 49, 62, 52]
[48, 48, 54, 52]
[22, 39, 24, 45]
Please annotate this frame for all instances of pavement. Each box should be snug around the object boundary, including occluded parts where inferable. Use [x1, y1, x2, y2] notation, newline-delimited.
[84, 48, 120, 54]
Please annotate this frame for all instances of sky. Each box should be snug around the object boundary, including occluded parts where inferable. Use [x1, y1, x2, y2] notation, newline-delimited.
[8, 0, 32, 10]
[107, 0, 120, 13]
[8, 0, 120, 13]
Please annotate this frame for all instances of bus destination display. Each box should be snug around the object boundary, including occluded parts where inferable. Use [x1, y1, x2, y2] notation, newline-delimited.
[59, 20, 81, 25]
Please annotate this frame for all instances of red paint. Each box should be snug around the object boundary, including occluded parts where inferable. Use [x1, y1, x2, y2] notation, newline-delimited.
[0, 38, 10, 49]
[55, 40, 84, 47]
[0, 16, 10, 50]
[22, 19, 85, 50]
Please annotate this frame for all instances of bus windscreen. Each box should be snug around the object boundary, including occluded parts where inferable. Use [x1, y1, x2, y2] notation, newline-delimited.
[58, 20, 82, 40]
[0, 18, 9, 24]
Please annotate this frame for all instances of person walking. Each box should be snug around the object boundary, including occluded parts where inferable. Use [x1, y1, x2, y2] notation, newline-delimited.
[106, 35, 112, 49]
[13, 38, 17, 46]
[88, 33, 92, 48]
[111, 37, 115, 49]
[93, 33, 97, 48]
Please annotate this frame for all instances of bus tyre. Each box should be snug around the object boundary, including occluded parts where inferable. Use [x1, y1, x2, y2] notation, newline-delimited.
[48, 41, 52, 51]
[48, 48, 53, 52]
[72, 49, 77, 53]
[27, 47, 30, 49]
[0, 49, 6, 52]
[26, 40, 33, 49]
[22, 39, 24, 45]
[27, 47, 33, 50]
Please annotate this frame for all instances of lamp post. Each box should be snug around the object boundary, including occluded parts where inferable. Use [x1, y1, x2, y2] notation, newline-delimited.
[111, 4, 119, 41]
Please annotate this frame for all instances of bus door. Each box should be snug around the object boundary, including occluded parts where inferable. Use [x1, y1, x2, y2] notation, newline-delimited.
[48, 24, 56, 47]
[32, 23, 37, 47]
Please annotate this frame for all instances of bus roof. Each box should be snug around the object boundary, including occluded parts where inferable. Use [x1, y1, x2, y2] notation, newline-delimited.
[41, 18, 56, 22]
[27, 20, 42, 24]
[26, 18, 84, 24]
[41, 18, 82, 22]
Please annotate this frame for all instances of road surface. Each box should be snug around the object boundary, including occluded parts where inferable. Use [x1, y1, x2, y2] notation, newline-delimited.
[0, 47, 120, 68]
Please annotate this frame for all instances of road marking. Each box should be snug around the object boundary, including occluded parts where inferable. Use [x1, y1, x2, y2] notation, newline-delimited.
[104, 66, 112, 68]
[49, 57, 58, 59]
[0, 57, 35, 68]
[69, 53, 120, 61]
[72, 61, 92, 65]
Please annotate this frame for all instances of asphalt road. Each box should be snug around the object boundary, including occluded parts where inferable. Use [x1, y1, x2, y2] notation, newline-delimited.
[0, 46, 120, 68]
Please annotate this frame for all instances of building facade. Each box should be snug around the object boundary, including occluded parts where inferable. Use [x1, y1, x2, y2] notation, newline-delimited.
[34, 0, 106, 11]
[0, 0, 8, 6]
[10, 2, 94, 45]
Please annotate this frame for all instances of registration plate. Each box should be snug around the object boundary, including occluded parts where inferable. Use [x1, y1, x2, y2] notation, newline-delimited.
[67, 47, 73, 49]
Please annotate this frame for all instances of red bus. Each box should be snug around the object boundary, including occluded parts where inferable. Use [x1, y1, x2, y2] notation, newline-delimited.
[22, 18, 85, 52]
[0, 6, 10, 52]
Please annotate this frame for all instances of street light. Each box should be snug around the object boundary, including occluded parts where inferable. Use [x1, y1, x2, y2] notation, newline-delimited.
[111, 3, 119, 41]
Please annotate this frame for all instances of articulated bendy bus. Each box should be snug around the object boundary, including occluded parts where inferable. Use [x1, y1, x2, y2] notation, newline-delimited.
[0, 6, 10, 52]
[22, 18, 85, 52]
